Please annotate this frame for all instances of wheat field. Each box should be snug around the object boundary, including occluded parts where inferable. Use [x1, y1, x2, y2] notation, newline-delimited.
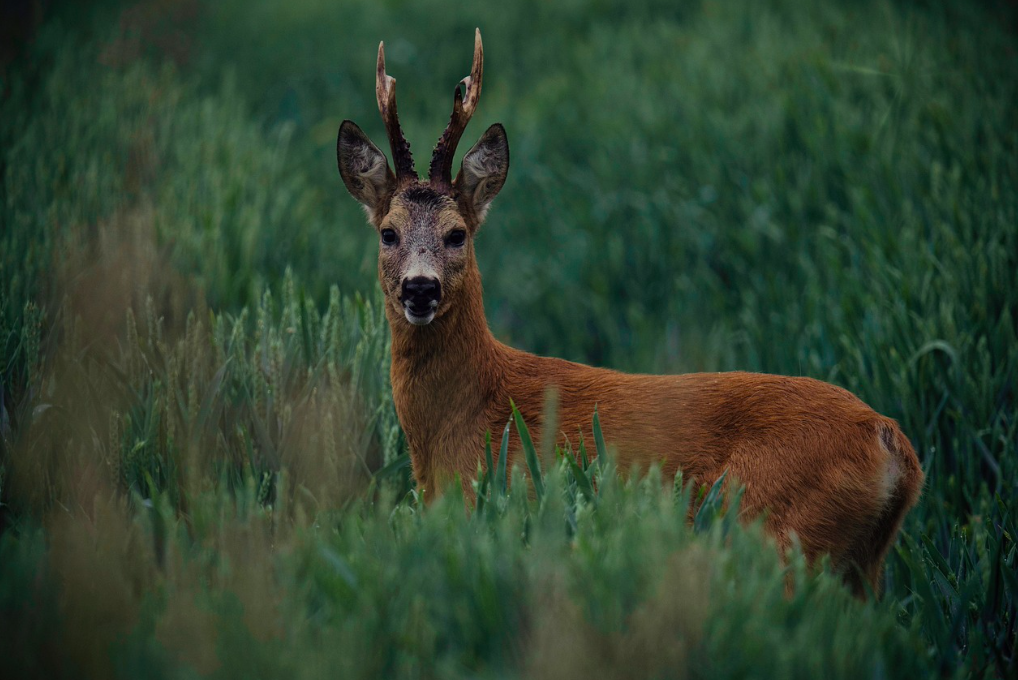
[1, 0, 1015, 677]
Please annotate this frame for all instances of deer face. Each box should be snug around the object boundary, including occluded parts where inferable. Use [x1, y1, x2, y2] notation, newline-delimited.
[337, 122, 508, 326]
[336, 30, 509, 327]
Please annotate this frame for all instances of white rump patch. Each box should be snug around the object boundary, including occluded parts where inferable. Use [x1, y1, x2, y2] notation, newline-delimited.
[876, 426, 902, 505]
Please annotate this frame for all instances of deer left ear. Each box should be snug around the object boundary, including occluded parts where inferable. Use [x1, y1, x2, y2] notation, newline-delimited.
[454, 123, 509, 222]
[337, 120, 396, 226]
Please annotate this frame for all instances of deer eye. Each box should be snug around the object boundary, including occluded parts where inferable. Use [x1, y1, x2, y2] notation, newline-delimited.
[446, 229, 467, 248]
[381, 228, 398, 246]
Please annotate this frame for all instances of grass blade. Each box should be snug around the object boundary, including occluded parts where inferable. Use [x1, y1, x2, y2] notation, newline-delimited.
[299, 287, 314, 367]
[483, 430, 495, 492]
[694, 470, 728, 533]
[511, 399, 543, 501]
[578, 430, 589, 470]
[496, 419, 510, 498]
[568, 459, 595, 504]
[592, 405, 608, 463]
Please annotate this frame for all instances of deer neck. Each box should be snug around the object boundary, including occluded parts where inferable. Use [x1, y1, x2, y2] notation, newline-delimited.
[386, 265, 502, 447]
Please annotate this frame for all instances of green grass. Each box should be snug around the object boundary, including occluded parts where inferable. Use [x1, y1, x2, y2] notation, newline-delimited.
[1, 0, 1016, 677]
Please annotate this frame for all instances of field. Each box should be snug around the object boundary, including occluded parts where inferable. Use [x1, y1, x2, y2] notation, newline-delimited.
[1, 0, 1016, 677]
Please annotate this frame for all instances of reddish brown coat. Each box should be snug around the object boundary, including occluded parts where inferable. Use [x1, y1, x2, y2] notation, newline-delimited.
[337, 30, 924, 597]
[387, 263, 924, 596]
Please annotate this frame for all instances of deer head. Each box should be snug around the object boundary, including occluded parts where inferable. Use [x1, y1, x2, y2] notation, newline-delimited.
[337, 29, 509, 327]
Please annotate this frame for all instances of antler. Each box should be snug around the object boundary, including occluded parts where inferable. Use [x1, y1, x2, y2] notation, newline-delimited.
[376, 41, 417, 182]
[429, 28, 484, 190]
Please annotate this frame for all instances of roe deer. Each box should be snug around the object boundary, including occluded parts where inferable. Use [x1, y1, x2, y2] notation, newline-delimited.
[336, 29, 924, 596]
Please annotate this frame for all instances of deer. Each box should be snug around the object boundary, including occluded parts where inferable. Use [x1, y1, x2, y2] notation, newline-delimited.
[335, 29, 924, 596]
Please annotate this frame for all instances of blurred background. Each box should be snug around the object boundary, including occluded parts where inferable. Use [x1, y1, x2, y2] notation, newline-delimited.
[4, 0, 1016, 476]
[2, 0, 1017, 549]
[6, 0, 1014, 372]
[0, 1, 1016, 677]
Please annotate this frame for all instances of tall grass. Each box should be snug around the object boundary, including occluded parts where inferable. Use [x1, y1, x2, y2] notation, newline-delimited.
[2, 413, 937, 679]
[1, 0, 1016, 677]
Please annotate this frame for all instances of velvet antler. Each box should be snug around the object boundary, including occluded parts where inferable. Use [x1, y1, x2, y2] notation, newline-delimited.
[428, 28, 484, 191]
[376, 41, 417, 182]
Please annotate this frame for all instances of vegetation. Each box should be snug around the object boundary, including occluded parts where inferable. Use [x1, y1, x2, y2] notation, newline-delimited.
[1, 0, 1015, 677]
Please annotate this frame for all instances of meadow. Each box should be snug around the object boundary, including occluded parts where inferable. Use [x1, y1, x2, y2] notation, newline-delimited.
[0, 0, 1015, 677]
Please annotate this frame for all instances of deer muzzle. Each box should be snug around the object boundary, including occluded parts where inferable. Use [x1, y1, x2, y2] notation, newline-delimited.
[401, 276, 441, 325]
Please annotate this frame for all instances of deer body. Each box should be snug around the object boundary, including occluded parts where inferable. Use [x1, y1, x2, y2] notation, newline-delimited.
[338, 30, 924, 596]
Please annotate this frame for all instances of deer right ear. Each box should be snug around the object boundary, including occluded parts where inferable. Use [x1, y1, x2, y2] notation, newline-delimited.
[337, 120, 396, 224]
[455, 123, 510, 224]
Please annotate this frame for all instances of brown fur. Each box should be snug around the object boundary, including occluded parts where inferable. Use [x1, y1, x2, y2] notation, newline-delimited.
[381, 240, 924, 595]
[336, 33, 924, 596]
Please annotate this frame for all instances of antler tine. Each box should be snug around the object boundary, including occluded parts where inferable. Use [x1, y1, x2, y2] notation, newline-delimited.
[376, 41, 417, 182]
[429, 28, 484, 190]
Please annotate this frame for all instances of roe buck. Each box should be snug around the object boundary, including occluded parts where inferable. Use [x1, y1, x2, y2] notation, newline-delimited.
[336, 29, 924, 596]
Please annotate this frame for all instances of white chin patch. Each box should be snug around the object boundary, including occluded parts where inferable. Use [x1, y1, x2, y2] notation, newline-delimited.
[404, 309, 436, 326]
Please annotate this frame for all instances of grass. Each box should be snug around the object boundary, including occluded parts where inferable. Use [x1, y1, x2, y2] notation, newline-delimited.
[1, 0, 1016, 677]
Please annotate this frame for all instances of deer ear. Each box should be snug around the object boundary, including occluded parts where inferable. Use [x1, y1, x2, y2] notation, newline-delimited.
[455, 123, 509, 222]
[337, 120, 395, 224]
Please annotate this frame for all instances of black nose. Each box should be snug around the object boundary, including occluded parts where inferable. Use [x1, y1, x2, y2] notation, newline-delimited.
[401, 277, 441, 309]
